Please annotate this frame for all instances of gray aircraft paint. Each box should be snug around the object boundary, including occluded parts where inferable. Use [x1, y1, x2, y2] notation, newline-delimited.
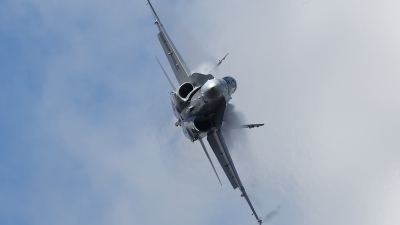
[147, 0, 262, 224]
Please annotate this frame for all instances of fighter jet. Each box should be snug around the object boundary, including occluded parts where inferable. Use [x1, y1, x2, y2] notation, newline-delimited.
[147, 1, 263, 224]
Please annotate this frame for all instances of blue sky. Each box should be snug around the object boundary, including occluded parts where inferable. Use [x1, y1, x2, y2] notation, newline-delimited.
[1, 0, 400, 225]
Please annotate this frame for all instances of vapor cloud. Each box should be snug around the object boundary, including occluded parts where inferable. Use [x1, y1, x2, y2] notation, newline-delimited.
[263, 206, 280, 223]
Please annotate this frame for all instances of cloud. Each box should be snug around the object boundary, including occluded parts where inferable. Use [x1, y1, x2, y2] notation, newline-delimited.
[263, 206, 280, 223]
[1, 0, 400, 225]
[169, 0, 400, 224]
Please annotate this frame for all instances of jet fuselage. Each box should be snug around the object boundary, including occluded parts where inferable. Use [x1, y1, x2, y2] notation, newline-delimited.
[171, 76, 237, 141]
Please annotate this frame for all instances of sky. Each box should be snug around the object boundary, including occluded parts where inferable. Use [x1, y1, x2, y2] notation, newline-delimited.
[1, 0, 400, 225]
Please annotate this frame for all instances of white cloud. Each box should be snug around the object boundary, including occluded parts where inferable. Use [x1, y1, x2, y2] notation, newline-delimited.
[163, 0, 400, 224]
[1, 0, 399, 225]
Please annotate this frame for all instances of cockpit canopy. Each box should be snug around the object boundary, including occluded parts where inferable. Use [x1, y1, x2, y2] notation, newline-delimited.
[222, 76, 237, 95]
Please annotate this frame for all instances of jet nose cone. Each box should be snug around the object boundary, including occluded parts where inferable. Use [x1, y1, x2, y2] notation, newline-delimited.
[202, 79, 223, 99]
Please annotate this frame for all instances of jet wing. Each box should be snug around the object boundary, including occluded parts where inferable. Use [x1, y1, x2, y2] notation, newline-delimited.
[207, 130, 261, 222]
[147, 0, 192, 85]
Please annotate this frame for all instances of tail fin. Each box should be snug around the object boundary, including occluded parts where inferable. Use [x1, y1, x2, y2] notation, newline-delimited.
[155, 56, 176, 91]
[199, 138, 222, 186]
